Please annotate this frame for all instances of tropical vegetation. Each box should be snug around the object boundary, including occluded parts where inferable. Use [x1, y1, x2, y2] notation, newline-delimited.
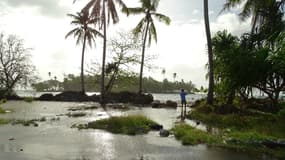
[127, 0, 171, 94]
[65, 11, 103, 95]
[76, 0, 129, 103]
[32, 73, 197, 93]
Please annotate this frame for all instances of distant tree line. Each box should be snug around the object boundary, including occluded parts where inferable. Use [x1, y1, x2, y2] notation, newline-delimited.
[31, 73, 197, 94]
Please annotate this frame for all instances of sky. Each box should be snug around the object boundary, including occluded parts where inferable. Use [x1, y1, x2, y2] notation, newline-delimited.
[0, 0, 251, 88]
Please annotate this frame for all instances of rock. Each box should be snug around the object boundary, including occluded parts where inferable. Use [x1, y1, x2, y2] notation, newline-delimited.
[196, 121, 200, 125]
[54, 91, 90, 102]
[9, 137, 15, 141]
[149, 124, 163, 130]
[106, 103, 126, 109]
[38, 94, 54, 101]
[166, 100, 178, 108]
[262, 139, 285, 148]
[20, 149, 23, 151]
[151, 100, 161, 108]
[34, 123, 39, 127]
[159, 129, 170, 137]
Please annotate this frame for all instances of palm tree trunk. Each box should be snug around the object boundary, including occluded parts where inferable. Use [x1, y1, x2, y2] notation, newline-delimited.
[101, 0, 107, 104]
[81, 33, 87, 95]
[138, 20, 150, 95]
[204, 0, 214, 105]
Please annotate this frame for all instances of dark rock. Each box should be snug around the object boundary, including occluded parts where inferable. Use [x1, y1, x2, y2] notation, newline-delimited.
[196, 121, 200, 125]
[34, 123, 39, 127]
[159, 129, 170, 137]
[151, 100, 161, 108]
[54, 91, 89, 102]
[106, 103, 127, 109]
[20, 149, 23, 151]
[166, 100, 178, 108]
[149, 124, 163, 130]
[133, 93, 153, 104]
[38, 94, 54, 101]
[262, 139, 285, 148]
[105, 91, 153, 104]
[9, 137, 15, 141]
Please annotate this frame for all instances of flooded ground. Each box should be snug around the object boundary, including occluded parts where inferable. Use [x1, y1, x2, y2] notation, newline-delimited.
[0, 101, 262, 160]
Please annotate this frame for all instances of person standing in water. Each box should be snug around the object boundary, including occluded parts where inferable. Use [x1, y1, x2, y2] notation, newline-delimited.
[180, 89, 187, 119]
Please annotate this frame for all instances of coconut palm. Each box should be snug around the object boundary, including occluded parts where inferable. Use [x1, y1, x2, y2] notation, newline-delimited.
[127, 0, 171, 94]
[204, 0, 214, 105]
[65, 11, 103, 95]
[78, 0, 128, 102]
[222, 0, 285, 34]
[173, 72, 177, 82]
[161, 68, 166, 80]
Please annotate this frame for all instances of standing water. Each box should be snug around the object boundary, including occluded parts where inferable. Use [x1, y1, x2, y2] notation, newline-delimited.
[0, 93, 265, 160]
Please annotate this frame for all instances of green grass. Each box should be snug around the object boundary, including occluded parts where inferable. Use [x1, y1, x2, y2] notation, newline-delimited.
[172, 124, 220, 145]
[0, 119, 10, 125]
[0, 107, 6, 114]
[24, 97, 34, 103]
[185, 104, 285, 159]
[74, 115, 160, 135]
[188, 109, 285, 138]
[0, 99, 7, 104]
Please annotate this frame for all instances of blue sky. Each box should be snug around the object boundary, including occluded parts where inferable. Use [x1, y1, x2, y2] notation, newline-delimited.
[0, 0, 251, 87]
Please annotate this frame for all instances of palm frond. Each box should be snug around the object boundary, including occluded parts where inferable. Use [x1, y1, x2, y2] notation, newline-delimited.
[133, 18, 146, 37]
[107, 0, 119, 24]
[115, 0, 129, 15]
[127, 7, 145, 15]
[152, 13, 171, 25]
[222, 0, 244, 12]
[65, 28, 79, 39]
[147, 25, 152, 47]
[150, 0, 159, 11]
[149, 21, 157, 43]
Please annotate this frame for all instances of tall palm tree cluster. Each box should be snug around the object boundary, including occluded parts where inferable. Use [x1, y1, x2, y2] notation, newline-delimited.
[67, 0, 170, 103]
[66, 0, 283, 105]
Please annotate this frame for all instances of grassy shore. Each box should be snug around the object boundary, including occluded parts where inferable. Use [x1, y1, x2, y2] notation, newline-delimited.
[172, 102, 285, 159]
[72, 115, 161, 135]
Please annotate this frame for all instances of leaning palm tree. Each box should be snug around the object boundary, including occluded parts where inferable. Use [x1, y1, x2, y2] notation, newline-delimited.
[65, 11, 103, 95]
[204, 0, 214, 105]
[77, 0, 128, 103]
[127, 0, 171, 94]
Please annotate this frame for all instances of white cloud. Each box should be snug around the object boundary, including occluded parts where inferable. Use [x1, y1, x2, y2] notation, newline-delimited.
[0, 0, 251, 87]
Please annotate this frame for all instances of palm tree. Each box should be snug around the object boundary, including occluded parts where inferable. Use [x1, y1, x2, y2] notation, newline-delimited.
[161, 68, 166, 80]
[48, 72, 51, 80]
[222, 0, 285, 34]
[204, 0, 214, 105]
[65, 11, 103, 95]
[78, 0, 128, 102]
[127, 0, 171, 94]
[173, 72, 177, 82]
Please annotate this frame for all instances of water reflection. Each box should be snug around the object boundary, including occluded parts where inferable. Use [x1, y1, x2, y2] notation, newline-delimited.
[0, 101, 261, 160]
